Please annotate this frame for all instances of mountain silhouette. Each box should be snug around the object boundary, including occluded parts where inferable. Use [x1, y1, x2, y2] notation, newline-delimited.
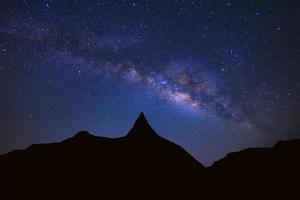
[1, 112, 300, 199]
[207, 138, 300, 198]
[0, 113, 204, 199]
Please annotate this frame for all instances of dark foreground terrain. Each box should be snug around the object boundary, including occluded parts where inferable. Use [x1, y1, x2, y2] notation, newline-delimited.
[1, 113, 299, 199]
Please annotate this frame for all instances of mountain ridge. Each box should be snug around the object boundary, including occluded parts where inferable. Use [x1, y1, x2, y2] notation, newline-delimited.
[0, 112, 205, 199]
[1, 112, 300, 199]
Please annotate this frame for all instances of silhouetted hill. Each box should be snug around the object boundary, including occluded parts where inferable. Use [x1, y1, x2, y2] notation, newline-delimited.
[0, 113, 204, 199]
[208, 138, 300, 198]
[1, 113, 300, 199]
[211, 138, 300, 170]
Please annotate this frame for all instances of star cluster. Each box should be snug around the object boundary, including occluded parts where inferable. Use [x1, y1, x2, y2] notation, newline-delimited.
[0, 0, 299, 165]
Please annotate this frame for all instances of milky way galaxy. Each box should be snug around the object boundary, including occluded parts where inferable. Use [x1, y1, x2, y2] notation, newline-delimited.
[0, 0, 300, 165]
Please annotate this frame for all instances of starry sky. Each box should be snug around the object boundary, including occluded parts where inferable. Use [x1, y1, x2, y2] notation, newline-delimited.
[0, 0, 300, 166]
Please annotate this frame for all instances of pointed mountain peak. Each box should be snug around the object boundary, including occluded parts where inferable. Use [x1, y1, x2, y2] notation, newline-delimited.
[135, 112, 148, 125]
[126, 112, 159, 139]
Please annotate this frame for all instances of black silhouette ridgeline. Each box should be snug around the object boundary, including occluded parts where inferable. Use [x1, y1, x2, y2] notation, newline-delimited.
[1, 112, 300, 199]
[0, 113, 204, 199]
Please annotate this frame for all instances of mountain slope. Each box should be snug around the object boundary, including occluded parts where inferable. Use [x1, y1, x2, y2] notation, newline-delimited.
[207, 139, 300, 198]
[0, 113, 204, 199]
[1, 113, 300, 199]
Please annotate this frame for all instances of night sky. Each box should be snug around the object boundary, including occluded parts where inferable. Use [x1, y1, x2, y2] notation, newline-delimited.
[0, 0, 300, 166]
